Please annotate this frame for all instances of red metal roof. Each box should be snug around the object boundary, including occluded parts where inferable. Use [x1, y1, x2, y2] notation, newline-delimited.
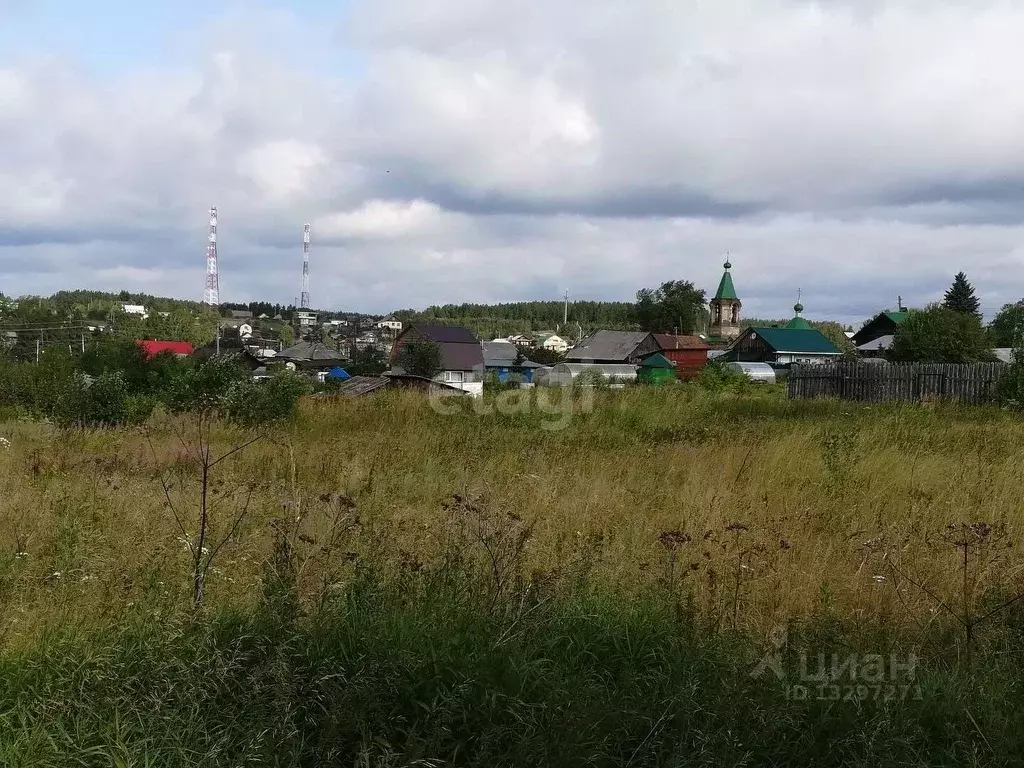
[654, 334, 709, 351]
[137, 340, 194, 359]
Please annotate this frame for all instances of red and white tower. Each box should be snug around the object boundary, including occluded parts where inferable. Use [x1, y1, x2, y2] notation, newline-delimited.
[300, 222, 311, 309]
[203, 206, 220, 306]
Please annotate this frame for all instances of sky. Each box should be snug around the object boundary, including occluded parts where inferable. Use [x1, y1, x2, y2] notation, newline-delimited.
[2, 0, 1024, 324]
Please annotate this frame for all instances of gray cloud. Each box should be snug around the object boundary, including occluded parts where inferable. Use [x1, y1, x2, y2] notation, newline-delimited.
[2, 1, 1024, 325]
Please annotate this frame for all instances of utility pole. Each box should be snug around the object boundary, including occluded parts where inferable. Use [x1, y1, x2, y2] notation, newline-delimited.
[563, 290, 569, 326]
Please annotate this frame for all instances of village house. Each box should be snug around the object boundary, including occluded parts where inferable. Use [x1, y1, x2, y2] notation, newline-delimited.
[722, 326, 842, 366]
[295, 310, 318, 329]
[852, 308, 908, 356]
[122, 304, 148, 319]
[136, 340, 193, 360]
[481, 341, 543, 383]
[532, 331, 570, 354]
[566, 330, 660, 365]
[276, 340, 348, 371]
[376, 315, 403, 332]
[390, 324, 485, 396]
[654, 334, 710, 380]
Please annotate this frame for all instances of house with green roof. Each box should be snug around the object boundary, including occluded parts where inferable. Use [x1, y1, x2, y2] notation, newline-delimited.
[852, 310, 908, 349]
[721, 326, 843, 366]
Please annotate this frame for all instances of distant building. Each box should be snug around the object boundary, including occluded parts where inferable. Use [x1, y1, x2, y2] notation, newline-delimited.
[230, 310, 253, 321]
[390, 324, 485, 397]
[852, 310, 908, 351]
[654, 334, 710, 380]
[566, 330, 659, 365]
[376, 315, 403, 331]
[277, 340, 348, 371]
[532, 332, 570, 354]
[721, 327, 842, 366]
[295, 310, 317, 329]
[708, 259, 741, 342]
[136, 340, 193, 360]
[481, 341, 542, 383]
[238, 322, 253, 339]
[122, 304, 148, 319]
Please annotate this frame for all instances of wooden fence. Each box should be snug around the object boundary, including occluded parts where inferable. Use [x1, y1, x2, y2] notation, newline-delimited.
[787, 362, 1010, 404]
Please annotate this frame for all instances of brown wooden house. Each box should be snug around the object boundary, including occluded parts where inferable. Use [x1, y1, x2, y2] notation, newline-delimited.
[389, 323, 485, 396]
[654, 334, 710, 380]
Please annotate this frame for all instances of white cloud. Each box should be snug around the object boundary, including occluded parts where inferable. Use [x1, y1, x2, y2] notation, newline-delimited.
[2, 0, 1024, 324]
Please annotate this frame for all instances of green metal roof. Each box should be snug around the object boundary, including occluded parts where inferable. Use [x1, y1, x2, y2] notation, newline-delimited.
[714, 270, 738, 300]
[784, 315, 813, 330]
[746, 326, 841, 354]
[883, 311, 908, 324]
[639, 352, 676, 369]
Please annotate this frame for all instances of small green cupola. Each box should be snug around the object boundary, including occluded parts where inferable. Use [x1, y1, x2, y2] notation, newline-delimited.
[785, 289, 813, 330]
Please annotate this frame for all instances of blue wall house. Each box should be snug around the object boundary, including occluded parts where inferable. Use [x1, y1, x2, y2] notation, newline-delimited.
[481, 341, 542, 383]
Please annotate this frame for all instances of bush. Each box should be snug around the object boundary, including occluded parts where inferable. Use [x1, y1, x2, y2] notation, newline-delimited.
[224, 372, 313, 427]
[693, 360, 751, 393]
[997, 348, 1024, 409]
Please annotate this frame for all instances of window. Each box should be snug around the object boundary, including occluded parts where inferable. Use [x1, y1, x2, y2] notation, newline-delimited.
[442, 370, 464, 383]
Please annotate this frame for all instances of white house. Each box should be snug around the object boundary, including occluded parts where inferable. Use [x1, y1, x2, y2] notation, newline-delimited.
[238, 322, 253, 339]
[295, 310, 317, 328]
[122, 304, 148, 319]
[533, 332, 569, 354]
[377, 315, 403, 331]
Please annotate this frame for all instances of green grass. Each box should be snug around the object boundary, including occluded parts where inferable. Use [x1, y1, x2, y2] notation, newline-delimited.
[2, 386, 1024, 764]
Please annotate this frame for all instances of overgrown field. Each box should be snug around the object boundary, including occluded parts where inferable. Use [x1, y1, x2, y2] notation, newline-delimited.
[2, 387, 1024, 765]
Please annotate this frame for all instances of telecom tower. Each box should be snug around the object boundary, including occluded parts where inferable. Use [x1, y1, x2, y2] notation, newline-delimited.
[300, 223, 311, 309]
[203, 206, 220, 306]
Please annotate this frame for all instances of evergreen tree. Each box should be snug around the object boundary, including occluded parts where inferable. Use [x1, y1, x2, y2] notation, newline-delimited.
[943, 272, 981, 318]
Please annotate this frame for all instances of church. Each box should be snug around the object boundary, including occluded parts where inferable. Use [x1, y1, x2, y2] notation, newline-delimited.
[704, 260, 844, 366]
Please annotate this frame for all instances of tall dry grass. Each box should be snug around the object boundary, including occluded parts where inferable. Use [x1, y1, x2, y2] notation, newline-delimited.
[1, 387, 1022, 649]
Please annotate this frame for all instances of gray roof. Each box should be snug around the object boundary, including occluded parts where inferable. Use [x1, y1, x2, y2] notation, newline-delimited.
[565, 331, 653, 362]
[411, 324, 479, 344]
[326, 375, 392, 397]
[277, 341, 347, 362]
[857, 334, 893, 352]
[481, 341, 541, 369]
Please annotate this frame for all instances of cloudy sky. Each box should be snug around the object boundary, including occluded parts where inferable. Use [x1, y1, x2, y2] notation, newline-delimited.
[2, 0, 1023, 323]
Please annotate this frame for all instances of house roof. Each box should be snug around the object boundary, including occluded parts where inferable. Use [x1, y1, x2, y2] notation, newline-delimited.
[137, 340, 193, 359]
[853, 310, 909, 343]
[654, 333, 709, 351]
[481, 341, 541, 368]
[438, 341, 485, 371]
[858, 334, 893, 352]
[412, 323, 479, 344]
[565, 330, 653, 361]
[318, 375, 391, 397]
[639, 353, 676, 369]
[713, 260, 738, 301]
[744, 327, 842, 354]
[278, 341, 346, 362]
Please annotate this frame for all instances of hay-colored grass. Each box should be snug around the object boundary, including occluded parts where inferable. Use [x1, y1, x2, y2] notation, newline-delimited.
[1, 387, 1022, 648]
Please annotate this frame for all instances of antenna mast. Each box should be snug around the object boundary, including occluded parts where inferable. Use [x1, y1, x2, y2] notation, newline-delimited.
[563, 290, 569, 326]
[300, 223, 311, 309]
[203, 206, 220, 306]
